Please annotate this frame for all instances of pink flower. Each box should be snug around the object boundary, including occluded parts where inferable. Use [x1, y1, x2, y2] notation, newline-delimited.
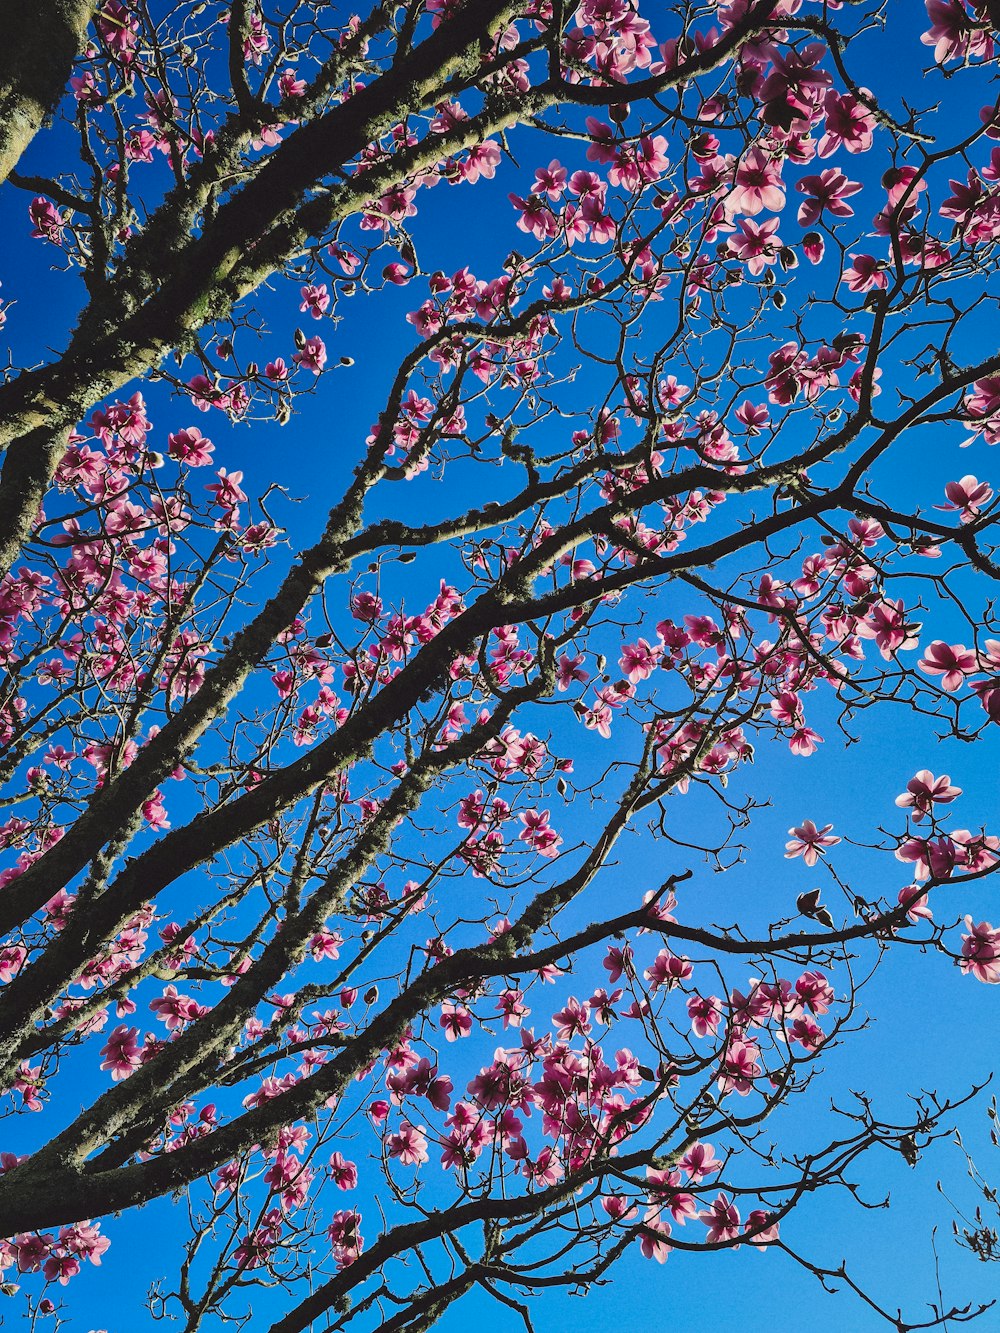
[843, 254, 887, 293]
[679, 1141, 723, 1183]
[509, 192, 557, 240]
[603, 944, 633, 983]
[785, 820, 840, 866]
[329, 1152, 358, 1190]
[524, 1146, 564, 1187]
[602, 1194, 636, 1221]
[818, 90, 876, 156]
[439, 1000, 472, 1040]
[293, 336, 327, 375]
[744, 1209, 780, 1247]
[299, 284, 330, 319]
[960, 918, 1000, 983]
[918, 641, 977, 691]
[149, 985, 200, 1030]
[639, 1213, 671, 1263]
[796, 168, 862, 226]
[619, 638, 661, 682]
[718, 1037, 761, 1096]
[552, 995, 592, 1039]
[687, 993, 722, 1037]
[518, 809, 563, 858]
[556, 652, 589, 691]
[895, 770, 962, 821]
[278, 68, 306, 99]
[0, 945, 26, 983]
[857, 599, 921, 659]
[327, 1209, 363, 1269]
[531, 159, 567, 200]
[644, 950, 693, 992]
[895, 835, 965, 882]
[167, 426, 214, 467]
[789, 726, 823, 757]
[922, 0, 994, 64]
[898, 885, 933, 923]
[802, 230, 825, 264]
[142, 790, 170, 830]
[729, 148, 785, 217]
[387, 1121, 429, 1167]
[795, 971, 834, 1014]
[937, 475, 993, 520]
[13, 1233, 51, 1272]
[99, 1025, 142, 1080]
[727, 216, 782, 275]
[788, 1014, 825, 1050]
[29, 197, 62, 242]
[700, 1193, 742, 1243]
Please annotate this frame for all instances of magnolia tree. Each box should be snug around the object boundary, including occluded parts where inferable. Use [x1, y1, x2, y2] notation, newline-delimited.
[3, 0, 1000, 1328]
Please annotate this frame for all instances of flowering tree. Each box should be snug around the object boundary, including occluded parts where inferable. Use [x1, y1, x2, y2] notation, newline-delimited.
[2, 0, 1000, 1327]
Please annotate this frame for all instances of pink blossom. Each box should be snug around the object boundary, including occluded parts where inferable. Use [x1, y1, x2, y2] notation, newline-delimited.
[29, 197, 62, 242]
[727, 216, 782, 275]
[796, 168, 862, 226]
[300, 284, 330, 319]
[687, 993, 722, 1037]
[293, 336, 327, 375]
[843, 254, 887, 293]
[644, 950, 693, 992]
[898, 885, 934, 923]
[802, 230, 825, 264]
[532, 159, 568, 200]
[639, 1213, 671, 1262]
[556, 652, 589, 691]
[918, 641, 977, 691]
[785, 820, 840, 866]
[619, 638, 661, 682]
[679, 1141, 723, 1183]
[895, 770, 962, 821]
[99, 1025, 142, 1080]
[387, 1121, 429, 1167]
[960, 918, 1000, 983]
[167, 426, 214, 467]
[729, 148, 785, 217]
[718, 1037, 761, 1096]
[12, 1233, 51, 1273]
[439, 999, 473, 1040]
[744, 1209, 780, 1247]
[922, 0, 994, 64]
[937, 475, 994, 520]
[700, 1193, 742, 1243]
[329, 1152, 358, 1190]
[818, 90, 876, 156]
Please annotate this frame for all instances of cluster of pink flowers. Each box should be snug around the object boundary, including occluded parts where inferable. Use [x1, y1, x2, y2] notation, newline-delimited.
[0, 1219, 109, 1288]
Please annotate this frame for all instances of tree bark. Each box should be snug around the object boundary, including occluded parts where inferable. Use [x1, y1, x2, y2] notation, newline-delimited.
[0, 1, 96, 184]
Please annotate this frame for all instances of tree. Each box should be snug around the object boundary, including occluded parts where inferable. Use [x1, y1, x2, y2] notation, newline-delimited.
[1, 0, 1000, 1327]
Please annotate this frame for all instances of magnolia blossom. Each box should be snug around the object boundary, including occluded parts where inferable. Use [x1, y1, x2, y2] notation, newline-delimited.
[918, 641, 977, 691]
[679, 1141, 723, 1183]
[727, 216, 782, 275]
[895, 770, 962, 821]
[729, 147, 785, 217]
[936, 475, 993, 520]
[796, 168, 862, 226]
[960, 918, 1000, 983]
[99, 1025, 142, 1080]
[700, 1194, 742, 1244]
[784, 820, 841, 866]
